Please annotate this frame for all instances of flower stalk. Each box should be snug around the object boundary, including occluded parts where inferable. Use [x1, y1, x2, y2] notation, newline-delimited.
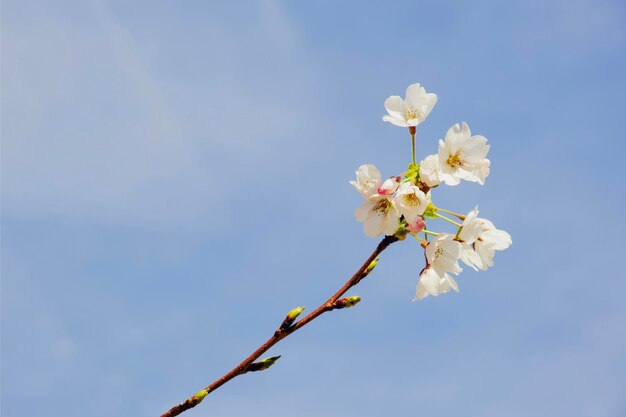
[434, 213, 463, 227]
[410, 127, 417, 166]
[435, 207, 466, 220]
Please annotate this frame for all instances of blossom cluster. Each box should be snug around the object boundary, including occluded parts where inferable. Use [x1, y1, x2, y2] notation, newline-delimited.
[351, 83, 511, 301]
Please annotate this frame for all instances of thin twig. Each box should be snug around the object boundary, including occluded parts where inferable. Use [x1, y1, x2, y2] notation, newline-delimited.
[159, 235, 399, 417]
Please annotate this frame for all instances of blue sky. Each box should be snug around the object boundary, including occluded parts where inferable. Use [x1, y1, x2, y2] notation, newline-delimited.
[2, 1, 626, 416]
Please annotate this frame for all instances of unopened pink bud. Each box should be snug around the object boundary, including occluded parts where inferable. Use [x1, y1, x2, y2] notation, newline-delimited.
[378, 177, 399, 195]
[406, 217, 426, 234]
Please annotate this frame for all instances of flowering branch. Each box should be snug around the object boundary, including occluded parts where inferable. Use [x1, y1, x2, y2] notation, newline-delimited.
[159, 235, 399, 417]
[160, 81, 512, 415]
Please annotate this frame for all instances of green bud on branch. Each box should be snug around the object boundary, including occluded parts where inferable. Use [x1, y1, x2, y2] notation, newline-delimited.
[332, 295, 361, 310]
[192, 389, 209, 402]
[279, 306, 305, 330]
[246, 356, 281, 372]
[358, 257, 380, 282]
[178, 388, 210, 410]
[365, 258, 379, 275]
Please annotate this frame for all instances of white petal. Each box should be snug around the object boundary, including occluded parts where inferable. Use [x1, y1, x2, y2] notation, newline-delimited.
[443, 123, 467, 153]
[482, 229, 512, 250]
[460, 122, 472, 136]
[384, 95, 405, 118]
[380, 207, 401, 236]
[477, 160, 491, 184]
[416, 93, 438, 121]
[459, 244, 482, 271]
[438, 273, 459, 294]
[383, 114, 409, 127]
[420, 268, 441, 296]
[405, 83, 425, 105]
[439, 172, 461, 186]
[359, 164, 381, 181]
[475, 243, 495, 269]
[458, 208, 482, 243]
[363, 213, 384, 238]
[463, 136, 489, 162]
[413, 280, 429, 301]
[445, 274, 460, 293]
[354, 200, 373, 222]
[419, 154, 441, 187]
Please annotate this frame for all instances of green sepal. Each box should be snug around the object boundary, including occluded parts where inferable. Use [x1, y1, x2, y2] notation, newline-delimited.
[423, 202, 438, 219]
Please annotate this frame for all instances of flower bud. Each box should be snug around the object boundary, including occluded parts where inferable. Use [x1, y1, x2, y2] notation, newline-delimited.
[365, 258, 379, 275]
[280, 306, 305, 330]
[406, 217, 426, 234]
[332, 295, 361, 309]
[192, 389, 209, 402]
[377, 177, 400, 195]
[247, 355, 281, 372]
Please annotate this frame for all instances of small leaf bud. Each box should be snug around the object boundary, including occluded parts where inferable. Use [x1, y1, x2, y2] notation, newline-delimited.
[192, 389, 209, 403]
[280, 306, 305, 330]
[365, 258, 378, 275]
[332, 295, 361, 310]
[247, 355, 281, 372]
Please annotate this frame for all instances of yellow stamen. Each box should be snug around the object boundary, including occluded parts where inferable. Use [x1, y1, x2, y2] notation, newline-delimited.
[446, 152, 463, 167]
[403, 193, 421, 206]
[373, 199, 390, 214]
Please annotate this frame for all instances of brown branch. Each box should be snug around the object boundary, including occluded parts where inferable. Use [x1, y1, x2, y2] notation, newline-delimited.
[159, 234, 399, 417]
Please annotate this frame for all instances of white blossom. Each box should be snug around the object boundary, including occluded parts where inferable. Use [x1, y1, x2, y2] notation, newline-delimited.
[350, 164, 382, 198]
[457, 208, 512, 270]
[393, 182, 428, 222]
[418, 154, 441, 187]
[383, 83, 438, 128]
[350, 85, 509, 303]
[438, 122, 490, 186]
[473, 219, 512, 269]
[414, 266, 459, 301]
[457, 207, 482, 244]
[425, 234, 462, 276]
[354, 194, 400, 238]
